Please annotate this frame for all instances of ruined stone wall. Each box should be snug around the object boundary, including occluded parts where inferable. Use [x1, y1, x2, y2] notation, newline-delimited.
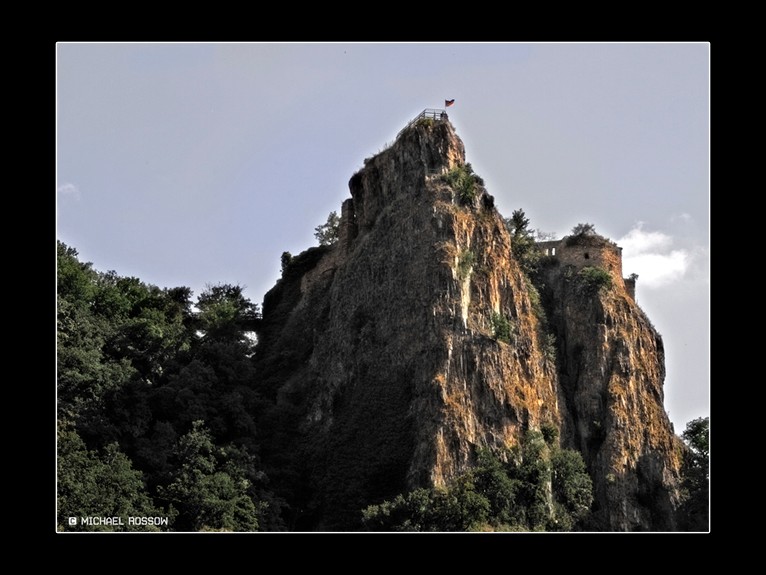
[623, 276, 636, 301]
[538, 238, 626, 292]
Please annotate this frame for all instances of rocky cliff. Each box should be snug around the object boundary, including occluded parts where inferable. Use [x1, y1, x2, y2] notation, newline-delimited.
[254, 116, 682, 530]
[537, 233, 683, 530]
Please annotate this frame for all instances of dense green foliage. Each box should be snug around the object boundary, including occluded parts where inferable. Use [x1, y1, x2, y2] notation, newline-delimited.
[156, 420, 262, 531]
[443, 163, 483, 205]
[565, 223, 612, 248]
[504, 209, 541, 276]
[57, 427, 167, 531]
[361, 429, 593, 531]
[570, 222, 597, 237]
[490, 312, 515, 345]
[57, 242, 283, 531]
[503, 209, 556, 364]
[576, 266, 613, 295]
[314, 211, 340, 246]
[678, 417, 709, 531]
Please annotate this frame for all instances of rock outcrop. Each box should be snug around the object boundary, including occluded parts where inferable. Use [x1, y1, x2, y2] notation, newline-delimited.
[254, 115, 682, 530]
[537, 233, 683, 530]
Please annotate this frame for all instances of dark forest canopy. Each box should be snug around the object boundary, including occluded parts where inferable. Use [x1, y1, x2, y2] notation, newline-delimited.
[56, 241, 283, 531]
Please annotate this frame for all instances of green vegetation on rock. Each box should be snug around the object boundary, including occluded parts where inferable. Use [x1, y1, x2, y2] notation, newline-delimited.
[443, 163, 483, 205]
[576, 266, 613, 295]
[361, 429, 593, 531]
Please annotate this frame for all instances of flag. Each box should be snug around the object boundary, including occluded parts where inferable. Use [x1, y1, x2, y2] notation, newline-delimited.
[445, 99, 455, 107]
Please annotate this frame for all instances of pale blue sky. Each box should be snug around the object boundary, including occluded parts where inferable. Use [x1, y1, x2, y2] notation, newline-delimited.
[56, 42, 709, 431]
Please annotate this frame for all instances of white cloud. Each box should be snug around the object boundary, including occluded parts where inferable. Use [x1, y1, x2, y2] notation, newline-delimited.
[619, 224, 671, 255]
[671, 212, 692, 223]
[619, 223, 691, 288]
[57, 183, 81, 200]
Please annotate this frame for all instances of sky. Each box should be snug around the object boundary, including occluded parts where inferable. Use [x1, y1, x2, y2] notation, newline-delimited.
[56, 42, 709, 432]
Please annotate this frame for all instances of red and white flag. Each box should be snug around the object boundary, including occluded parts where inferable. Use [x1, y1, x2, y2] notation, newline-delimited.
[445, 99, 455, 107]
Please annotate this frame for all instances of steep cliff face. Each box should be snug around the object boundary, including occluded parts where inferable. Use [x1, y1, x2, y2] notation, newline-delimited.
[539, 238, 683, 530]
[254, 117, 681, 530]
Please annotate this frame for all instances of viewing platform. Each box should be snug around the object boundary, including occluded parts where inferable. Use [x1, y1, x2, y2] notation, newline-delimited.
[396, 108, 449, 139]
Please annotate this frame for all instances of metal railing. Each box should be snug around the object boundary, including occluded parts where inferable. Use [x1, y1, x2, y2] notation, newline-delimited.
[396, 108, 448, 139]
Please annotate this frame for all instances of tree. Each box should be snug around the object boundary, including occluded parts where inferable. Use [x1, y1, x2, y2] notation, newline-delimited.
[571, 222, 597, 237]
[508, 209, 531, 237]
[148, 284, 262, 449]
[57, 242, 138, 428]
[678, 416, 709, 531]
[58, 428, 168, 531]
[57, 244, 285, 531]
[515, 429, 552, 530]
[280, 251, 292, 274]
[157, 421, 260, 531]
[196, 283, 260, 340]
[472, 449, 522, 526]
[314, 211, 340, 246]
[504, 209, 541, 276]
[576, 266, 613, 295]
[682, 417, 709, 461]
[361, 429, 592, 531]
[551, 449, 593, 530]
[57, 242, 97, 304]
[361, 483, 490, 532]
